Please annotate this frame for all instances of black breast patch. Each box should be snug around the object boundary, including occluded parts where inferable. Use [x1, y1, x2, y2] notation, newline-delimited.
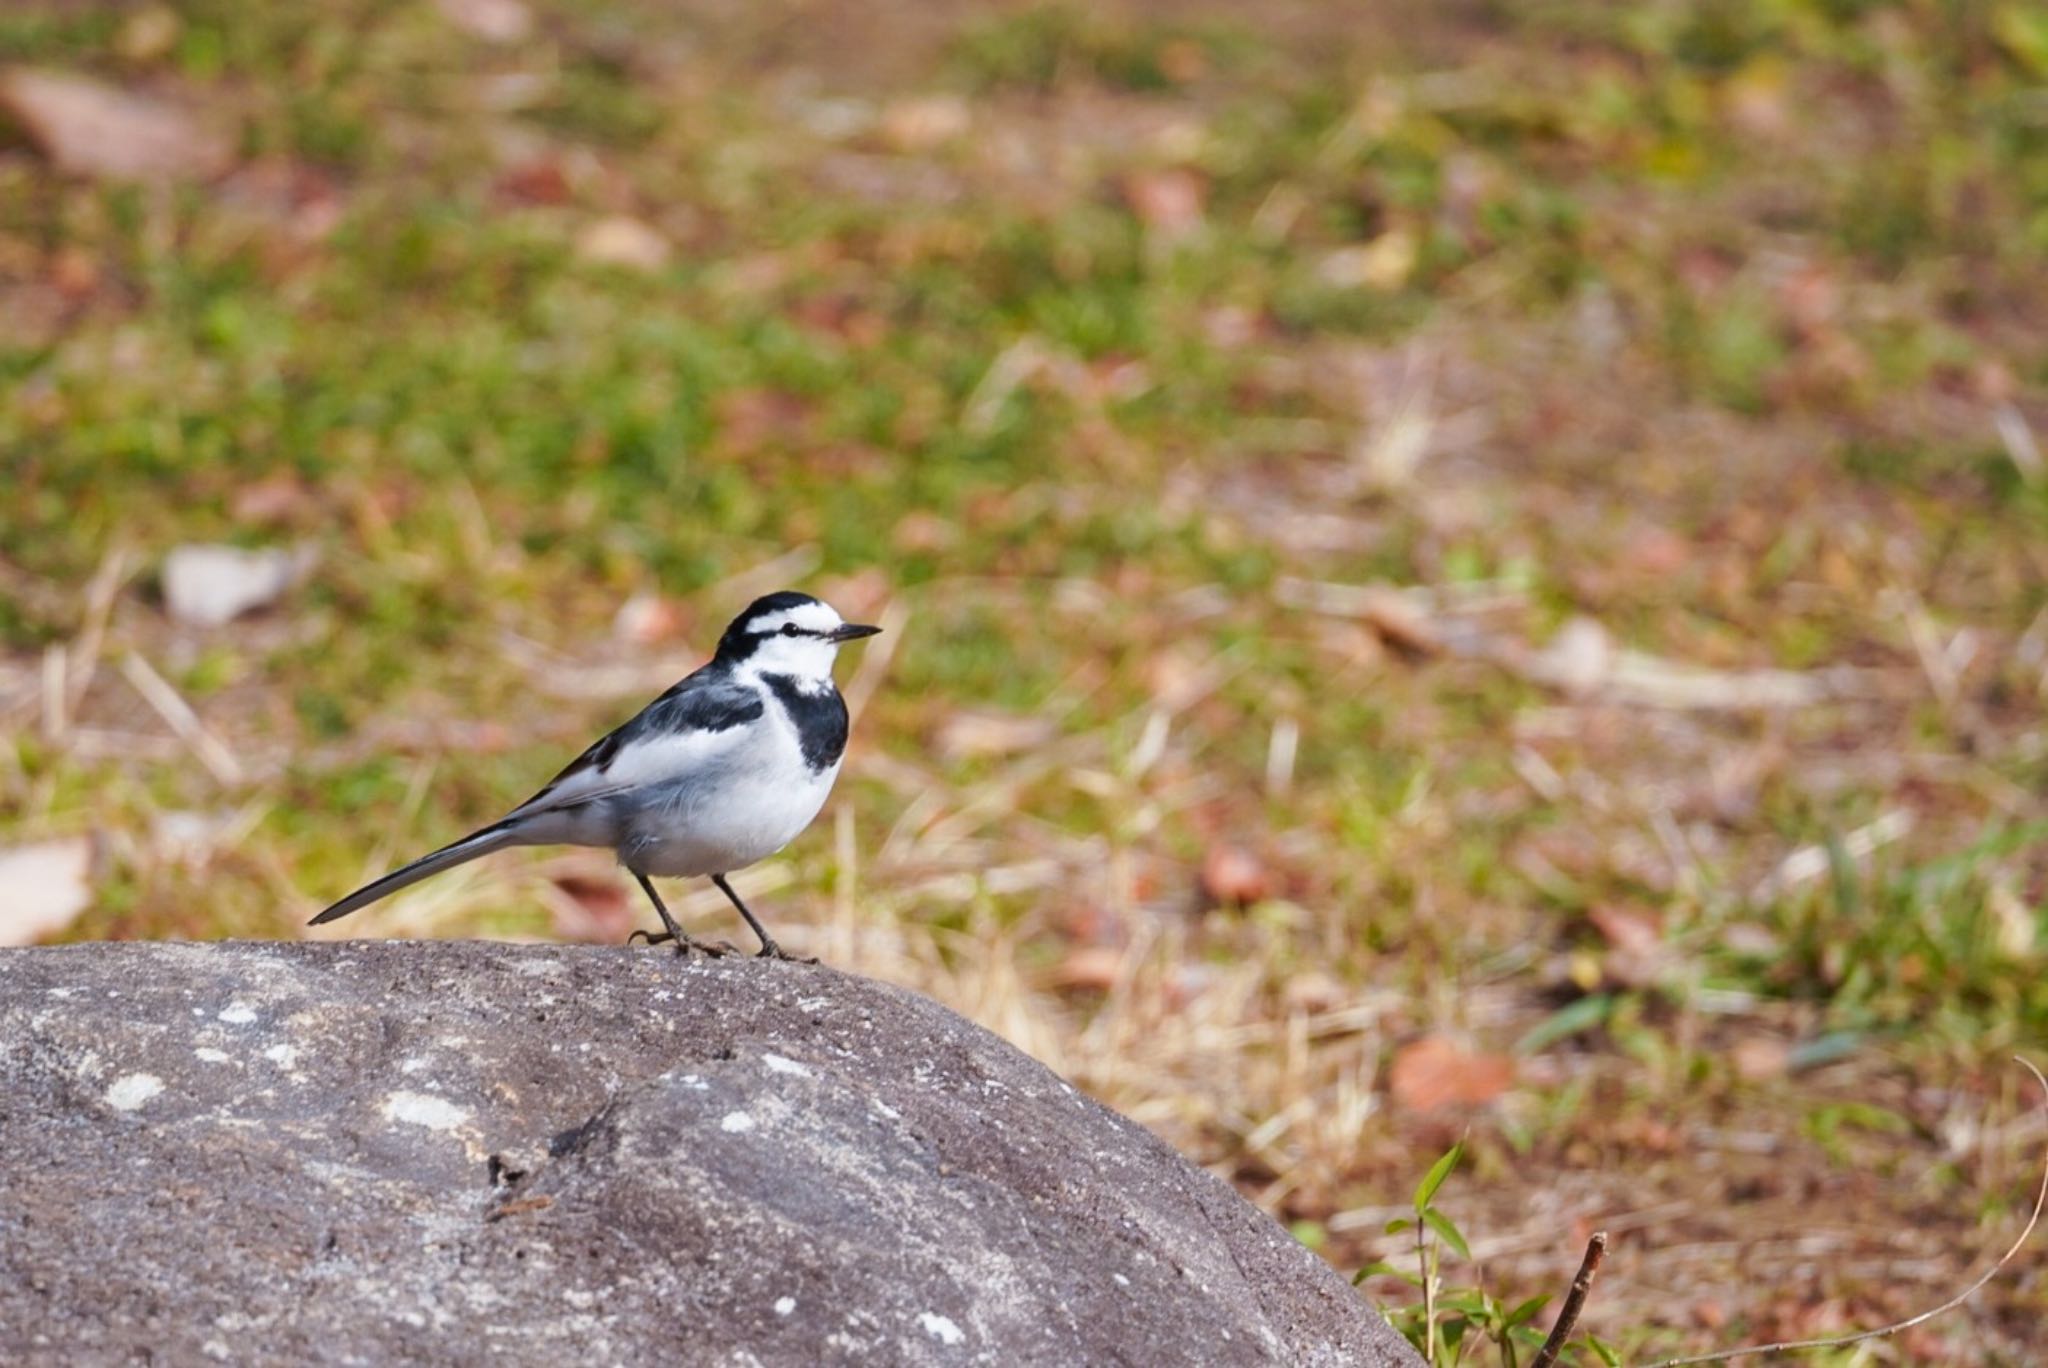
[761, 674, 850, 773]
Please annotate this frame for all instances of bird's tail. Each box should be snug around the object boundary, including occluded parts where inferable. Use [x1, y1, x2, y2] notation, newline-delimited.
[308, 823, 522, 926]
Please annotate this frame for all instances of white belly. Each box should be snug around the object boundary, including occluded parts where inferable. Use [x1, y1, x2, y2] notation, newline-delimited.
[621, 746, 839, 879]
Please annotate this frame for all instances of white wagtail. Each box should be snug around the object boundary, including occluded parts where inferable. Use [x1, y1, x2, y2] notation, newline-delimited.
[310, 591, 881, 960]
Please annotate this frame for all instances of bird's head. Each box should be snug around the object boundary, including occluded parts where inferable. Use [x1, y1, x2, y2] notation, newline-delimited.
[716, 590, 882, 681]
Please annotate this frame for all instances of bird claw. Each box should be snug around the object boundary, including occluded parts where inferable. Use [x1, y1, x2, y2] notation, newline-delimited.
[627, 929, 738, 958]
[754, 941, 818, 965]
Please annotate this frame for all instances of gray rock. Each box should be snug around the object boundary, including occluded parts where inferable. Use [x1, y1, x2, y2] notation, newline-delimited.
[0, 941, 1418, 1366]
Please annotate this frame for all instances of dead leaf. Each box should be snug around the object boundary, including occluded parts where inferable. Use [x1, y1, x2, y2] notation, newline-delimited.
[1053, 945, 1124, 992]
[1389, 1036, 1514, 1113]
[547, 872, 634, 943]
[0, 837, 94, 946]
[48, 245, 98, 298]
[575, 217, 669, 271]
[436, 0, 533, 43]
[879, 95, 970, 152]
[814, 567, 892, 624]
[1586, 903, 1666, 987]
[0, 68, 233, 183]
[891, 511, 956, 554]
[1587, 904, 1660, 956]
[161, 543, 315, 627]
[495, 156, 571, 205]
[1732, 1036, 1790, 1082]
[613, 592, 688, 645]
[1124, 169, 1205, 241]
[1200, 844, 1270, 906]
[230, 473, 315, 525]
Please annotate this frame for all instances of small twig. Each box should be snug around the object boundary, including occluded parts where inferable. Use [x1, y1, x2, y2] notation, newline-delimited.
[1644, 1056, 2048, 1367]
[118, 652, 245, 787]
[1419, 1211, 1438, 1364]
[68, 543, 133, 715]
[1530, 1231, 1607, 1368]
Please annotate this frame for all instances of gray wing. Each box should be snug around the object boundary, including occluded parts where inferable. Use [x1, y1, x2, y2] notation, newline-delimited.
[504, 667, 766, 821]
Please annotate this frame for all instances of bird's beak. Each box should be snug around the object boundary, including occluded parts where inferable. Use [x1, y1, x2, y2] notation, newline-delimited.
[828, 623, 883, 643]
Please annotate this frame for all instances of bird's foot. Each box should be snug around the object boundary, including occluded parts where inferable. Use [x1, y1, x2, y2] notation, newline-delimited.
[753, 938, 819, 965]
[627, 929, 739, 958]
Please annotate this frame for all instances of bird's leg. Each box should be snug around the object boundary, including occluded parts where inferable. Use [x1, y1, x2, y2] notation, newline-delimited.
[627, 872, 735, 957]
[711, 873, 816, 963]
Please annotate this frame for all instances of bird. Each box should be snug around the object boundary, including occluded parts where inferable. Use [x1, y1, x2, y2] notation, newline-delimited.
[309, 590, 882, 960]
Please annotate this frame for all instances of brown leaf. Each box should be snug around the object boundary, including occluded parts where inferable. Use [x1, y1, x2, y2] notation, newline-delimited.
[612, 592, 688, 646]
[1123, 169, 1205, 240]
[436, 0, 533, 44]
[48, 245, 98, 299]
[0, 68, 233, 183]
[1199, 843, 1269, 906]
[495, 157, 572, 205]
[1731, 1036, 1790, 1082]
[230, 472, 315, 525]
[1053, 945, 1124, 992]
[0, 838, 94, 946]
[878, 95, 970, 152]
[575, 216, 670, 271]
[891, 511, 956, 554]
[548, 872, 634, 944]
[1587, 904, 1660, 956]
[1389, 1036, 1514, 1113]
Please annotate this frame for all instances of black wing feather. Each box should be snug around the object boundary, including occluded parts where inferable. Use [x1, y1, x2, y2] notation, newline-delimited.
[519, 665, 765, 810]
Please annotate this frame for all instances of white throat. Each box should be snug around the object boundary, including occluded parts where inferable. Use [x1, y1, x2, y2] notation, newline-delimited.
[738, 637, 840, 689]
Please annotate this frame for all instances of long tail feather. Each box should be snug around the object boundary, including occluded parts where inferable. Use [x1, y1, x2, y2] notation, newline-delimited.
[309, 823, 520, 926]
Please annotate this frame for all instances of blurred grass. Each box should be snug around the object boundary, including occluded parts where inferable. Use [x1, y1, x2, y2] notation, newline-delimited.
[4, 0, 2048, 1359]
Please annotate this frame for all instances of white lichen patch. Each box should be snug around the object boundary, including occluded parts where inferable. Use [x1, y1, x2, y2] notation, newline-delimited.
[773, 1297, 796, 1317]
[193, 1047, 232, 1064]
[870, 1099, 901, 1121]
[677, 1074, 709, 1091]
[916, 1312, 964, 1346]
[719, 1111, 756, 1134]
[105, 1073, 164, 1111]
[217, 1003, 257, 1025]
[1112, 1273, 1131, 1288]
[381, 1091, 470, 1132]
[263, 1043, 299, 1069]
[761, 1053, 811, 1078]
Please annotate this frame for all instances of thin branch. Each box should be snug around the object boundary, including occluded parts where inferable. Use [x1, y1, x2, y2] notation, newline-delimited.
[1530, 1231, 1608, 1368]
[1645, 1056, 2048, 1367]
[118, 652, 245, 787]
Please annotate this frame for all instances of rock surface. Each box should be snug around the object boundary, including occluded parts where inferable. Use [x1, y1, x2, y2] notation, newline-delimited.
[0, 941, 1418, 1366]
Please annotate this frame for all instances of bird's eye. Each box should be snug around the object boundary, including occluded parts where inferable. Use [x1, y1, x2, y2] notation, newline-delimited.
[781, 624, 801, 637]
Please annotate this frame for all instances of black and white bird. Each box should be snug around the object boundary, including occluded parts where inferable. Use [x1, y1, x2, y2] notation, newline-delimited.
[309, 591, 881, 960]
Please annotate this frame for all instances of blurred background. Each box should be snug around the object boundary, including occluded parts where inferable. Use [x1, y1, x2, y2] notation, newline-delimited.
[3, 0, 2046, 1358]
